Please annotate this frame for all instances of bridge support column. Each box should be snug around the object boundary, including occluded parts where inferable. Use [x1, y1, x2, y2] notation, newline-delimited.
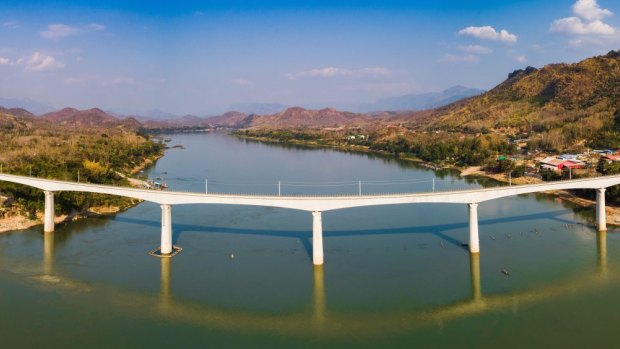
[312, 211, 324, 265]
[468, 203, 480, 254]
[596, 188, 607, 232]
[43, 191, 54, 233]
[160, 204, 173, 255]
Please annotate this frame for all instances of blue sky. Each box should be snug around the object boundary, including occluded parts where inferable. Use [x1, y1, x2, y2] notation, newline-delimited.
[0, 0, 619, 115]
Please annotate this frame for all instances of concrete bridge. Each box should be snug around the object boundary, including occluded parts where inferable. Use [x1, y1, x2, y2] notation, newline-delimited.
[1, 173, 619, 265]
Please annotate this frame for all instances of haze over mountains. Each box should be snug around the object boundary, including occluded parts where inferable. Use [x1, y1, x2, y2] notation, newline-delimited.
[226, 103, 288, 116]
[350, 86, 485, 112]
[0, 85, 482, 126]
[3, 49, 620, 136]
[0, 97, 55, 115]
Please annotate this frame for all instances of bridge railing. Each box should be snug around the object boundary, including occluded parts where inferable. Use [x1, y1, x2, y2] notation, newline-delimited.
[0, 168, 610, 197]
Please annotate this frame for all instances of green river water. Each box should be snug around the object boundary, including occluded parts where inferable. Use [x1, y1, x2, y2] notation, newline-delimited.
[1, 132, 619, 348]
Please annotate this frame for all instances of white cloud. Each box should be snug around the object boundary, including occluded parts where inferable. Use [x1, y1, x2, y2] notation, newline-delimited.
[459, 44, 492, 54]
[40, 24, 78, 40]
[551, 0, 617, 43]
[231, 78, 256, 87]
[514, 55, 528, 63]
[23, 52, 65, 72]
[2, 21, 20, 29]
[458, 26, 518, 43]
[0, 57, 10, 65]
[439, 53, 479, 63]
[573, 0, 612, 21]
[551, 17, 615, 35]
[88, 23, 106, 31]
[287, 67, 391, 80]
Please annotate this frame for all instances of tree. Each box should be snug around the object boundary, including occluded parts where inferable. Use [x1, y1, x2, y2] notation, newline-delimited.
[511, 164, 526, 178]
[597, 157, 608, 174]
[613, 107, 620, 132]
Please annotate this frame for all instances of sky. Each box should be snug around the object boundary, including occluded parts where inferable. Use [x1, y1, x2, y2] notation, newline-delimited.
[0, 0, 619, 115]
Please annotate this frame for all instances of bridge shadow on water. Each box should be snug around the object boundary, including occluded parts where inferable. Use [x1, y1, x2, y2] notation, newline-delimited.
[113, 209, 580, 261]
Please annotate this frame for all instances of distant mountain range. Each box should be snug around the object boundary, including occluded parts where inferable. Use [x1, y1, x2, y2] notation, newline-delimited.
[0, 97, 55, 115]
[41, 107, 142, 129]
[226, 103, 288, 115]
[20, 62, 613, 134]
[351, 85, 485, 112]
[222, 87, 483, 115]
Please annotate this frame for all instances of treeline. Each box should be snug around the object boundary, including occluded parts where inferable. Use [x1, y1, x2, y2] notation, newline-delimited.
[593, 158, 620, 203]
[235, 129, 324, 143]
[368, 133, 516, 166]
[0, 129, 165, 217]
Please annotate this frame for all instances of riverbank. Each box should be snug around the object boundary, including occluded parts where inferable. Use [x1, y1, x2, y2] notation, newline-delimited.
[0, 153, 163, 234]
[237, 133, 620, 226]
[0, 200, 141, 234]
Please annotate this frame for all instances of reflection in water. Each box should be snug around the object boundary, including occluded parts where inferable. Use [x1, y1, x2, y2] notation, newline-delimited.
[597, 230, 607, 277]
[160, 258, 172, 310]
[313, 266, 325, 326]
[43, 231, 54, 276]
[23, 227, 617, 340]
[469, 253, 481, 301]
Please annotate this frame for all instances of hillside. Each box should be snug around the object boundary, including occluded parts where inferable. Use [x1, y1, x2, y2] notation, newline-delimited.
[249, 107, 370, 129]
[206, 108, 371, 129]
[41, 108, 130, 128]
[0, 107, 36, 130]
[421, 50, 620, 136]
[206, 111, 249, 127]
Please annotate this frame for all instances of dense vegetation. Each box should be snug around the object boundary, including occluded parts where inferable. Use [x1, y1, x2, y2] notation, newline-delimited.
[368, 132, 515, 166]
[0, 123, 165, 218]
[423, 50, 620, 150]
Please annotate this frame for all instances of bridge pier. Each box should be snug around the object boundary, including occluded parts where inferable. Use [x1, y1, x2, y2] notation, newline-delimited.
[312, 211, 324, 265]
[468, 203, 480, 254]
[43, 191, 54, 233]
[160, 204, 173, 255]
[596, 188, 607, 232]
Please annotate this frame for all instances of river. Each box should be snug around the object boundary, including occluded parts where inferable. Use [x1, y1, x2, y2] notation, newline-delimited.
[0, 132, 618, 348]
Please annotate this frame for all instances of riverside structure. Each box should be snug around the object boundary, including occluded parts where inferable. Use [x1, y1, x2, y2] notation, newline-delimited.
[0, 173, 617, 265]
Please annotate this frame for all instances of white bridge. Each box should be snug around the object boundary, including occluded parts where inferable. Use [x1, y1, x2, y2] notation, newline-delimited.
[1, 173, 619, 265]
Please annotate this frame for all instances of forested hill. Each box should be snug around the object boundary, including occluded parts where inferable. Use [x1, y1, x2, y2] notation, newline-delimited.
[421, 50, 620, 142]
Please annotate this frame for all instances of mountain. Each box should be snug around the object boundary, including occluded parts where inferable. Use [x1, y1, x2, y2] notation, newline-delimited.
[416, 50, 620, 134]
[205, 107, 371, 129]
[0, 97, 55, 115]
[0, 107, 36, 130]
[227, 103, 288, 115]
[207, 111, 249, 127]
[141, 114, 213, 129]
[41, 107, 140, 129]
[142, 109, 180, 120]
[247, 107, 370, 129]
[353, 86, 484, 112]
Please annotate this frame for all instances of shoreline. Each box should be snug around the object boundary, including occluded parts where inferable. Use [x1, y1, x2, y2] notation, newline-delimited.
[237, 133, 620, 226]
[0, 152, 163, 234]
[3, 133, 617, 233]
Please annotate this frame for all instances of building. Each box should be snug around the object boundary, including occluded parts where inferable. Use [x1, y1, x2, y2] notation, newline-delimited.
[539, 156, 585, 172]
[602, 154, 620, 163]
